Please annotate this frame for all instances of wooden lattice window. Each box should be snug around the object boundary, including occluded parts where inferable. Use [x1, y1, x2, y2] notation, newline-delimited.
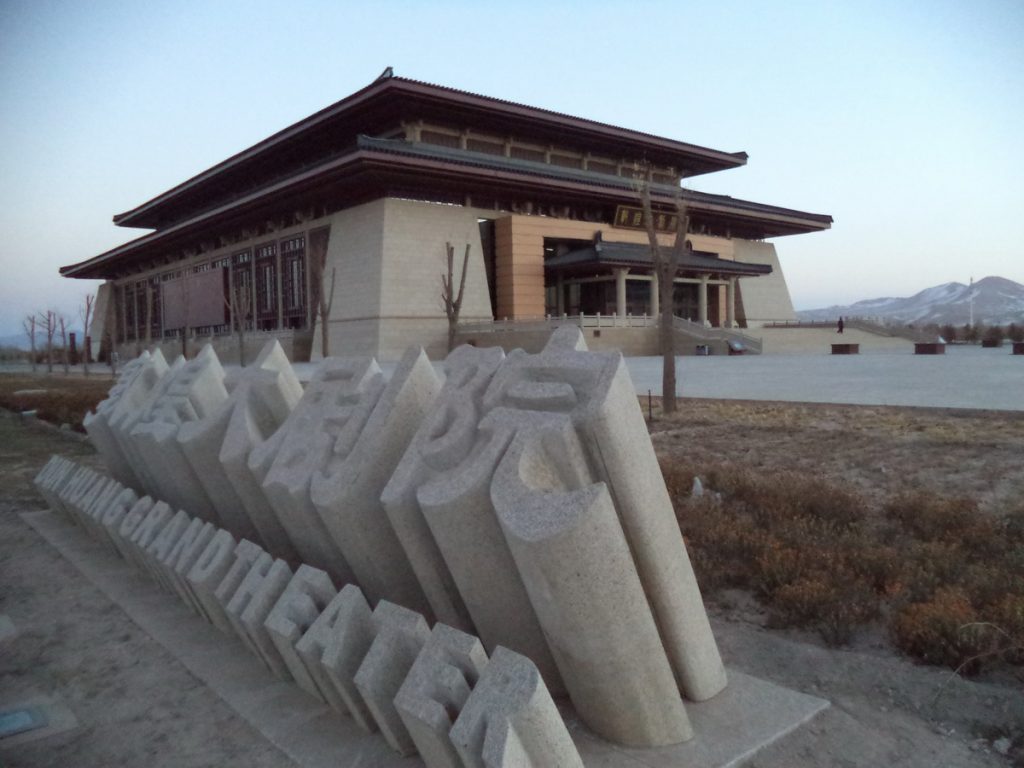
[149, 276, 162, 339]
[281, 236, 307, 329]
[124, 283, 137, 341]
[254, 242, 278, 330]
[230, 250, 254, 331]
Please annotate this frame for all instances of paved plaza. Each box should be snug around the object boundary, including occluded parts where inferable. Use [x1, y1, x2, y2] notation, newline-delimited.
[625, 345, 1022, 411]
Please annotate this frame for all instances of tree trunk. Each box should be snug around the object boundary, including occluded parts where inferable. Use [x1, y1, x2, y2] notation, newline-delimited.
[659, 262, 677, 412]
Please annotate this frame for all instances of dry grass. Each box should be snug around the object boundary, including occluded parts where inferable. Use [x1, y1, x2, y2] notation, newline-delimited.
[661, 444, 1024, 675]
[0, 373, 112, 432]
[652, 396, 1024, 674]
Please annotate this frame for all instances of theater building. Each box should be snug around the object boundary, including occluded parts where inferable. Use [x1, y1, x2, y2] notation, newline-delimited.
[61, 72, 832, 361]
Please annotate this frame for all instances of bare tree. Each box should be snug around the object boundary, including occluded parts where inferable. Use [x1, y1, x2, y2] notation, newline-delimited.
[22, 314, 37, 373]
[224, 276, 253, 366]
[38, 310, 57, 374]
[144, 280, 154, 349]
[80, 293, 95, 377]
[637, 166, 690, 415]
[176, 269, 193, 359]
[441, 241, 470, 352]
[58, 313, 70, 374]
[309, 234, 336, 357]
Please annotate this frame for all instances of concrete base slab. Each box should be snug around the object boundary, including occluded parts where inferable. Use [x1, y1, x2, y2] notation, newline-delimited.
[0, 693, 79, 750]
[567, 672, 828, 767]
[22, 508, 828, 768]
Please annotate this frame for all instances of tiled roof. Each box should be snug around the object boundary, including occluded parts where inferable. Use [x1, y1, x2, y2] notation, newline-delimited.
[546, 240, 773, 277]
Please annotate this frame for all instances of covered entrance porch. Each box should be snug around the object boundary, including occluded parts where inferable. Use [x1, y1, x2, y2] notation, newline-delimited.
[543, 236, 771, 328]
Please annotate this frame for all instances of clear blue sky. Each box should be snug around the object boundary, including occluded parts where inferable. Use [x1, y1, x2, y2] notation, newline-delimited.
[1, 0, 1022, 338]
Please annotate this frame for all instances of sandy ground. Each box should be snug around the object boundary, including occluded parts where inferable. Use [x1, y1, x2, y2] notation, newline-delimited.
[1, 407, 1022, 767]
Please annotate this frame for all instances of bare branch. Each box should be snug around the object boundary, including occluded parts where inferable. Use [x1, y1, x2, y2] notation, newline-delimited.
[80, 293, 95, 376]
[441, 241, 471, 352]
[637, 162, 684, 414]
[454, 243, 470, 313]
[22, 314, 37, 373]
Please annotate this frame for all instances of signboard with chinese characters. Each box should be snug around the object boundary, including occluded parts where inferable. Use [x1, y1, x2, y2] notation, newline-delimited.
[613, 205, 678, 233]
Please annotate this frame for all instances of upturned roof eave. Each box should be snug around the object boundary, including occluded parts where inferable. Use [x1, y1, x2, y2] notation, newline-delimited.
[111, 74, 748, 229]
[63, 145, 824, 279]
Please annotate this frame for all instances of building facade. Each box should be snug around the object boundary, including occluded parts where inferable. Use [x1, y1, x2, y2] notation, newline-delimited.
[62, 73, 831, 361]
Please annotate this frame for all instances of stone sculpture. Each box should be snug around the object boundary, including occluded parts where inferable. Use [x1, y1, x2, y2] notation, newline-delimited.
[184, 340, 303, 560]
[310, 346, 440, 615]
[38, 324, 729, 762]
[83, 350, 168, 489]
[35, 456, 584, 768]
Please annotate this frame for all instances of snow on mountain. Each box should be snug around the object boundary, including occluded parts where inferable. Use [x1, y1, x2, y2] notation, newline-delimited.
[798, 276, 1024, 326]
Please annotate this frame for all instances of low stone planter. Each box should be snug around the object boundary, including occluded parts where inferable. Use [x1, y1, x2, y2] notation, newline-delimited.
[1013, 342, 1024, 355]
[914, 343, 946, 355]
[831, 343, 859, 355]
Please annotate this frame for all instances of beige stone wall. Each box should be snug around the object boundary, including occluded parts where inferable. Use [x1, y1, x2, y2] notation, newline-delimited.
[313, 198, 495, 361]
[378, 198, 491, 322]
[312, 201, 386, 359]
[90, 282, 114, 360]
[378, 317, 452, 360]
[732, 241, 798, 326]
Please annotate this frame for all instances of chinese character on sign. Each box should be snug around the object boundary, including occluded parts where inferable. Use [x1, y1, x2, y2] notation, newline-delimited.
[612, 205, 677, 233]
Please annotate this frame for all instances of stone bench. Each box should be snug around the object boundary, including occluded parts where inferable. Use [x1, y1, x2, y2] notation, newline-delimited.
[831, 343, 859, 355]
[914, 342, 946, 355]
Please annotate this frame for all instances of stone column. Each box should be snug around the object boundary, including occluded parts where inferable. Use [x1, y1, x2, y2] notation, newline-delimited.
[615, 268, 629, 319]
[698, 274, 709, 326]
[649, 271, 659, 319]
[726, 278, 737, 328]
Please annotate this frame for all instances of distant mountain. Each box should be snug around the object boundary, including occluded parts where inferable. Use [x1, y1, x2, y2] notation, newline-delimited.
[798, 276, 1024, 326]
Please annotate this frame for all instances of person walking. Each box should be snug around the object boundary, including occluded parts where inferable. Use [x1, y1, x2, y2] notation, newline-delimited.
[837, 316, 845, 334]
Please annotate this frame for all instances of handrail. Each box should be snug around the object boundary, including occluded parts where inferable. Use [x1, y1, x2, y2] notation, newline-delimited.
[456, 313, 660, 334]
[762, 317, 930, 342]
[671, 316, 763, 353]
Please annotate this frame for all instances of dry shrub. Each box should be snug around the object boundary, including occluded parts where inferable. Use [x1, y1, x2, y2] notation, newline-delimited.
[772, 570, 878, 646]
[665, 457, 1024, 673]
[671, 459, 879, 646]
[699, 464, 862, 529]
[991, 596, 1024, 665]
[755, 543, 808, 596]
[891, 588, 989, 671]
[885, 492, 1001, 556]
[676, 495, 767, 591]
